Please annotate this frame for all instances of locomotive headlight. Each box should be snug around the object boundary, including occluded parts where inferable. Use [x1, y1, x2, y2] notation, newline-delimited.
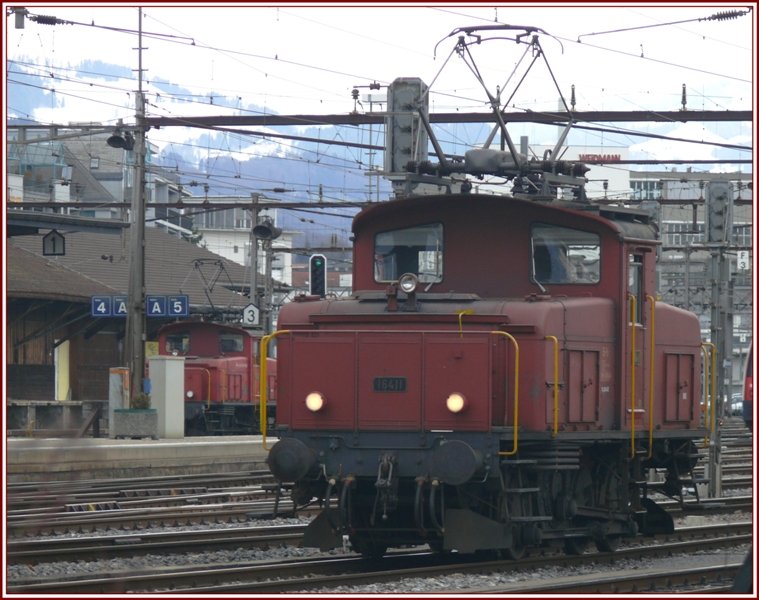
[305, 391, 326, 412]
[186, 390, 194, 399]
[398, 272, 419, 294]
[446, 392, 467, 413]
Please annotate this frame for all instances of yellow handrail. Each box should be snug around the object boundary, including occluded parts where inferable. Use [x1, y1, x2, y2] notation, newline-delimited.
[492, 331, 520, 456]
[700, 345, 711, 446]
[259, 330, 291, 450]
[701, 342, 717, 442]
[545, 335, 559, 437]
[646, 294, 656, 458]
[185, 367, 212, 409]
[628, 293, 637, 458]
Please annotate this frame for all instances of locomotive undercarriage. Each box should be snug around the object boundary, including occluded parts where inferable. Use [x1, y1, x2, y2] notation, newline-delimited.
[274, 433, 702, 558]
[184, 402, 276, 436]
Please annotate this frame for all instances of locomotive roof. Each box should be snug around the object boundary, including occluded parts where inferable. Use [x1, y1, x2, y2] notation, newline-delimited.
[352, 193, 658, 243]
[158, 320, 261, 337]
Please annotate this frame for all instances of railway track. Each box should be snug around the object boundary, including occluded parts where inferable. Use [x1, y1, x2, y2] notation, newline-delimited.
[7, 522, 751, 594]
[7, 494, 752, 565]
[7, 488, 751, 539]
[6, 470, 276, 511]
[7, 523, 308, 565]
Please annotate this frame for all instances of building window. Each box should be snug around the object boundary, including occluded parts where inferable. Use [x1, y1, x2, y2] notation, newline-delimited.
[90, 156, 99, 169]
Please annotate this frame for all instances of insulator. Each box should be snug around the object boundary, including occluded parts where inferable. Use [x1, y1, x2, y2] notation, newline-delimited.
[31, 14, 63, 25]
[705, 10, 746, 21]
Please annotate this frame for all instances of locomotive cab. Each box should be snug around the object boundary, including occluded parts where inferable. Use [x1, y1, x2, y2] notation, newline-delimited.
[266, 193, 706, 559]
[157, 321, 276, 435]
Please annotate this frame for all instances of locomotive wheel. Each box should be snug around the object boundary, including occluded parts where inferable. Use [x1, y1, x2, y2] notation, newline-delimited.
[594, 534, 621, 553]
[428, 539, 448, 554]
[350, 536, 388, 559]
[501, 540, 526, 560]
[563, 537, 589, 555]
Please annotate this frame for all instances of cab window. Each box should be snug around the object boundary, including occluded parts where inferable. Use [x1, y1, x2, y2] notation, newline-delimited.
[219, 332, 244, 353]
[165, 332, 190, 355]
[374, 223, 443, 283]
[532, 224, 600, 284]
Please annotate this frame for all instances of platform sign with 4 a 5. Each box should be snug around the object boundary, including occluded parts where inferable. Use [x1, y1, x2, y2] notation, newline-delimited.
[91, 295, 189, 317]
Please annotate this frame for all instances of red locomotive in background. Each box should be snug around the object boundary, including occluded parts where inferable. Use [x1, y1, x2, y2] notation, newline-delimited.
[157, 321, 276, 435]
[263, 191, 710, 558]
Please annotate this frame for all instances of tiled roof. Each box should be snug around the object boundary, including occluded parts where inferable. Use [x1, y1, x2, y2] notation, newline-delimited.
[9, 227, 256, 312]
[6, 243, 116, 302]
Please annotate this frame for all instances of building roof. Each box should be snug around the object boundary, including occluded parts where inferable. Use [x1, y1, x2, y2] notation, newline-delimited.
[6, 243, 117, 302]
[9, 226, 256, 315]
[6, 208, 127, 236]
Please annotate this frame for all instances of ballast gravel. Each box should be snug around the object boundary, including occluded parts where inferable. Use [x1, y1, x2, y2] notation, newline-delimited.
[7, 509, 751, 594]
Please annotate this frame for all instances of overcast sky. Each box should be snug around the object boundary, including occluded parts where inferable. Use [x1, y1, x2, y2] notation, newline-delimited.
[4, 3, 755, 168]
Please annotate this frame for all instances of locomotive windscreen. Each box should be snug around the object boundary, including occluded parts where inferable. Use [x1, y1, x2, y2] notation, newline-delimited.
[531, 224, 600, 284]
[374, 223, 443, 283]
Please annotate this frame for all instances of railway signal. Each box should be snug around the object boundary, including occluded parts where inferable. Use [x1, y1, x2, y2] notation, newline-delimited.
[309, 254, 327, 297]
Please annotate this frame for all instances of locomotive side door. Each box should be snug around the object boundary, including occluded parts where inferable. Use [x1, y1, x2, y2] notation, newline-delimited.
[622, 248, 654, 437]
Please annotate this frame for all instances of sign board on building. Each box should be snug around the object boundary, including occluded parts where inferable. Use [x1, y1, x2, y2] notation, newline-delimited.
[113, 295, 128, 316]
[737, 251, 750, 271]
[91, 295, 189, 318]
[243, 303, 260, 326]
[91, 296, 112, 317]
[42, 229, 65, 256]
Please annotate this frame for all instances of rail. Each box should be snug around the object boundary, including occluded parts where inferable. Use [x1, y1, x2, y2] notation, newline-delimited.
[700, 342, 717, 445]
[491, 331, 520, 456]
[628, 293, 638, 458]
[184, 367, 213, 409]
[259, 330, 292, 450]
[646, 294, 656, 458]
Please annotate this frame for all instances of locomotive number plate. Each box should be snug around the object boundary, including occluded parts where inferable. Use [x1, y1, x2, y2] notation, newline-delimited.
[373, 377, 407, 392]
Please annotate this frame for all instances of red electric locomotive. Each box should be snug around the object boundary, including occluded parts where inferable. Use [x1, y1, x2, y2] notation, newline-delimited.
[742, 342, 753, 431]
[157, 321, 276, 435]
[264, 191, 709, 558]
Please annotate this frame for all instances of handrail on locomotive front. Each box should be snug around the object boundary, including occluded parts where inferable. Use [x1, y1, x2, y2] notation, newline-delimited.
[260, 330, 292, 450]
[490, 331, 520, 456]
[545, 335, 559, 438]
[646, 294, 656, 459]
[700, 341, 717, 445]
[259, 328, 526, 454]
[184, 367, 213, 409]
[628, 293, 639, 459]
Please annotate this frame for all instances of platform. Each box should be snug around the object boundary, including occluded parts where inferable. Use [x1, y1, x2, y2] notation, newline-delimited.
[4, 435, 272, 483]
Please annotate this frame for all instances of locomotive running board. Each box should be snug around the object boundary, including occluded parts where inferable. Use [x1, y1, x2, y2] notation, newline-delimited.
[442, 509, 513, 553]
[302, 508, 345, 551]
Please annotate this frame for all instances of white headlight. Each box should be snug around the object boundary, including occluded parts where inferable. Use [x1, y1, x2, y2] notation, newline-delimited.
[186, 390, 194, 399]
[446, 392, 467, 413]
[305, 392, 326, 412]
[398, 272, 419, 294]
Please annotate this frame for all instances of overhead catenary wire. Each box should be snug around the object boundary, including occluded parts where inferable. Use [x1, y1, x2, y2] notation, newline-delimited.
[576, 8, 751, 42]
[7, 7, 752, 200]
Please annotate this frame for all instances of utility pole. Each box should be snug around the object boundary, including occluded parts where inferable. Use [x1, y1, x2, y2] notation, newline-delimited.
[263, 239, 274, 334]
[248, 193, 260, 321]
[125, 8, 147, 405]
[251, 212, 282, 334]
[705, 180, 733, 498]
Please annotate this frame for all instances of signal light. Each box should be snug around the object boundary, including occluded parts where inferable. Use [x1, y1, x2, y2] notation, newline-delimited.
[705, 181, 733, 243]
[310, 254, 327, 297]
